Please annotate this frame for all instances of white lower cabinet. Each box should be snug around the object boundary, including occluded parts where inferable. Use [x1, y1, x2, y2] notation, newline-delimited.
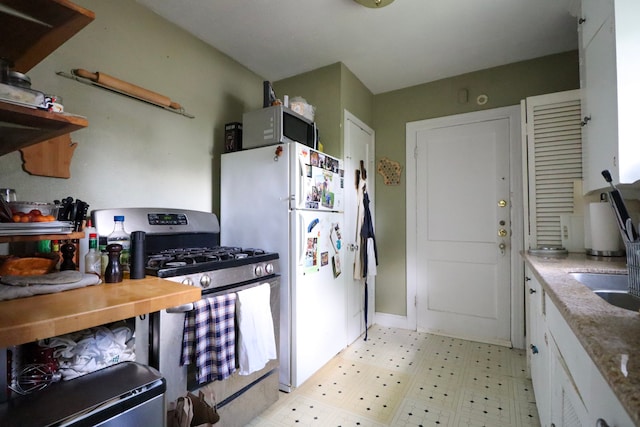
[526, 269, 551, 426]
[526, 270, 635, 426]
[548, 333, 590, 427]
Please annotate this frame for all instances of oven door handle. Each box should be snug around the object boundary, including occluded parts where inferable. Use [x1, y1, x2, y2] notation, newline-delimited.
[165, 303, 194, 313]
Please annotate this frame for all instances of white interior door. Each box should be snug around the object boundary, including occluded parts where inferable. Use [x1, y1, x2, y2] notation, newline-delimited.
[343, 110, 375, 344]
[413, 115, 512, 346]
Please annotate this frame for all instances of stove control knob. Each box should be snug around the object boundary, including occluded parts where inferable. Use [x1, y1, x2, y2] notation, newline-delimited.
[255, 265, 264, 277]
[200, 274, 211, 288]
[265, 263, 274, 275]
[181, 277, 193, 286]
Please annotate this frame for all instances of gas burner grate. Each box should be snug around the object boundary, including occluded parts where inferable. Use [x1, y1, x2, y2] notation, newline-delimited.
[145, 246, 276, 276]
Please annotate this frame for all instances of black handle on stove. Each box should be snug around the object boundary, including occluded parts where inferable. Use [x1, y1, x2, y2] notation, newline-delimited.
[166, 303, 194, 313]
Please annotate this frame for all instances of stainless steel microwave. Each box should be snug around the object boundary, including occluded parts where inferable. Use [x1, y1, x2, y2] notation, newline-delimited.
[242, 105, 317, 149]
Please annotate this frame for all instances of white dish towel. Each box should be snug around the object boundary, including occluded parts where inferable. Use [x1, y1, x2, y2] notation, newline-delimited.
[236, 283, 277, 375]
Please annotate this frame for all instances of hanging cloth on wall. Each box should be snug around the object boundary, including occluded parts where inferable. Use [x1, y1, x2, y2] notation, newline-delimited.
[354, 160, 378, 340]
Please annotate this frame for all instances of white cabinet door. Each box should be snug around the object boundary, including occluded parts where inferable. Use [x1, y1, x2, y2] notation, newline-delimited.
[526, 270, 550, 426]
[548, 334, 590, 427]
[580, 0, 613, 48]
[545, 289, 635, 426]
[582, 14, 617, 193]
[588, 365, 635, 426]
[581, 0, 640, 193]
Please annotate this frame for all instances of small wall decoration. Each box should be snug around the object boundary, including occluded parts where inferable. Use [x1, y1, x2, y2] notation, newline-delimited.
[377, 157, 403, 185]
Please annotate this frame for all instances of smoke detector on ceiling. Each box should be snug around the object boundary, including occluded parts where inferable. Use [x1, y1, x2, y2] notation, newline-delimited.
[354, 0, 395, 8]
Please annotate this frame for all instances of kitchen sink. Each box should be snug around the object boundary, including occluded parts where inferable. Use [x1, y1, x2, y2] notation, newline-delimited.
[593, 290, 640, 312]
[568, 272, 629, 291]
[569, 272, 640, 311]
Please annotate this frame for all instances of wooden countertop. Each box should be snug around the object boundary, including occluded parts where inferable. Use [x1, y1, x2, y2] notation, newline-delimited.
[522, 252, 640, 425]
[0, 277, 200, 348]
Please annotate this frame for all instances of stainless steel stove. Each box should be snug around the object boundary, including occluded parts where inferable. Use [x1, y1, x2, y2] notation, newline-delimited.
[93, 207, 279, 285]
[146, 245, 278, 290]
[91, 208, 281, 426]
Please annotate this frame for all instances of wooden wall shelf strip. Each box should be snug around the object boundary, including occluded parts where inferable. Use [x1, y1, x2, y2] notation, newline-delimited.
[57, 71, 195, 118]
[0, 100, 88, 156]
[0, 278, 201, 348]
[0, 231, 84, 244]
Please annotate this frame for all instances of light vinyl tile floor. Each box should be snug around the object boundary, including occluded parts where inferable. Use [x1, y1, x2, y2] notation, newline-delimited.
[249, 325, 539, 427]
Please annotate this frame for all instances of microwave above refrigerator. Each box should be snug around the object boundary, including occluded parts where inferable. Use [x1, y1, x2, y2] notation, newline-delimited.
[242, 105, 317, 150]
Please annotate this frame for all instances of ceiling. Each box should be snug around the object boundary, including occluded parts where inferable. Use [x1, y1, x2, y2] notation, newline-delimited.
[136, 0, 580, 95]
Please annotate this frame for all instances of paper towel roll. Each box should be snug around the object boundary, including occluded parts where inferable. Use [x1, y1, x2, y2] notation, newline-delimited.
[589, 202, 623, 252]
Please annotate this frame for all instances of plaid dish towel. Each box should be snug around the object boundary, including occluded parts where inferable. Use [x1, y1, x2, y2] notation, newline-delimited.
[181, 294, 237, 383]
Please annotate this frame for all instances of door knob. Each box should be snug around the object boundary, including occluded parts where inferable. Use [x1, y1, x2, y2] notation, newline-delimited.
[498, 228, 507, 237]
[498, 200, 507, 207]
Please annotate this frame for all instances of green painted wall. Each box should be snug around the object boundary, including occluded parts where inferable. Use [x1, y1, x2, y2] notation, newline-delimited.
[274, 51, 578, 317]
[339, 63, 374, 129]
[274, 63, 374, 157]
[373, 50, 580, 315]
[273, 64, 342, 157]
[0, 0, 264, 217]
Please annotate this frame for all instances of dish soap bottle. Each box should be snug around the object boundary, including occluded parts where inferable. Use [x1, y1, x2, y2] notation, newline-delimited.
[107, 215, 130, 278]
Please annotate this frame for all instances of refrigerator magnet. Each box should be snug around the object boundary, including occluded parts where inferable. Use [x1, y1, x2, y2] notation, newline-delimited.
[308, 218, 319, 232]
[332, 255, 342, 278]
[321, 251, 329, 266]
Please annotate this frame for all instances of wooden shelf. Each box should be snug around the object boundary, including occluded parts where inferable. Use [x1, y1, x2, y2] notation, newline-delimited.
[0, 0, 94, 156]
[0, 0, 95, 73]
[0, 231, 83, 244]
[0, 100, 88, 156]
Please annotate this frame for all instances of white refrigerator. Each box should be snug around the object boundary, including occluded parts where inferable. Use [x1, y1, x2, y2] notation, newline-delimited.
[220, 142, 347, 391]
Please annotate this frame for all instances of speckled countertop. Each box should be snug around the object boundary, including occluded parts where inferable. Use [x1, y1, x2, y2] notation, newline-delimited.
[522, 252, 640, 425]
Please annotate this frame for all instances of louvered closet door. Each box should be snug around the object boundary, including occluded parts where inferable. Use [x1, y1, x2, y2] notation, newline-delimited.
[524, 90, 582, 249]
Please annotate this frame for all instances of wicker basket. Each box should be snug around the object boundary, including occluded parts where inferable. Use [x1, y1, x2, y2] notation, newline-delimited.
[625, 241, 640, 297]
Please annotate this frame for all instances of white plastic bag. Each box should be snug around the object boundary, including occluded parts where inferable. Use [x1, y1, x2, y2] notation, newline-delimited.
[39, 324, 135, 380]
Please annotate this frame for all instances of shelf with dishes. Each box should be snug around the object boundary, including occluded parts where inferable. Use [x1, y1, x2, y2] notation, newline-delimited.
[0, 229, 83, 244]
[0, 100, 88, 156]
[0, 0, 95, 156]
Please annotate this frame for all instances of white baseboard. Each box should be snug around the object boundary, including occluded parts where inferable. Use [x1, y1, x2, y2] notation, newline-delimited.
[373, 312, 413, 330]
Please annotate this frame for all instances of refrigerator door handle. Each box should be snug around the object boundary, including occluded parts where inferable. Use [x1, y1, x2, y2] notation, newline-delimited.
[298, 213, 305, 266]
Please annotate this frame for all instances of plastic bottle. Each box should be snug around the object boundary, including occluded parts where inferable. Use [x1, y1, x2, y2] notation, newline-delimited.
[84, 233, 101, 277]
[78, 218, 96, 273]
[107, 216, 130, 277]
[104, 243, 123, 283]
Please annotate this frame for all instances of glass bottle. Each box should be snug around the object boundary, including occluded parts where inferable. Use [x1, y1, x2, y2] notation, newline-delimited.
[99, 236, 108, 277]
[84, 233, 101, 277]
[107, 215, 130, 277]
